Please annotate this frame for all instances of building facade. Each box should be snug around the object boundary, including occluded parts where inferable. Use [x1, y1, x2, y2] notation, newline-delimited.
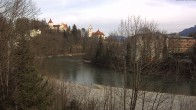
[88, 25, 105, 39]
[129, 33, 168, 61]
[48, 19, 67, 31]
[168, 37, 196, 54]
[88, 25, 93, 37]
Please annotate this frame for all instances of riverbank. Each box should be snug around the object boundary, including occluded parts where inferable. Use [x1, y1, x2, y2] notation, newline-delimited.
[46, 76, 196, 110]
[91, 56, 195, 80]
[36, 53, 85, 59]
[47, 53, 85, 58]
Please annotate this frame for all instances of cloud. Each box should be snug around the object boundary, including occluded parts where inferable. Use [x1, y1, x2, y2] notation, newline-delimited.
[34, 0, 196, 35]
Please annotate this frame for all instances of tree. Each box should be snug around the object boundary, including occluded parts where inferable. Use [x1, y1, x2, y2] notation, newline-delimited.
[0, 37, 53, 109]
[0, 0, 40, 97]
[81, 28, 89, 52]
[15, 17, 30, 35]
[91, 37, 101, 62]
[30, 19, 48, 30]
[10, 38, 53, 109]
[71, 24, 81, 43]
[191, 44, 196, 65]
[0, 0, 53, 109]
[117, 15, 164, 110]
[71, 24, 77, 35]
[2, 0, 40, 21]
[0, 15, 11, 109]
[189, 32, 196, 39]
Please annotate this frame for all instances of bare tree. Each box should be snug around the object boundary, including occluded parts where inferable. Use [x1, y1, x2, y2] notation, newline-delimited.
[0, 0, 41, 109]
[117, 15, 168, 110]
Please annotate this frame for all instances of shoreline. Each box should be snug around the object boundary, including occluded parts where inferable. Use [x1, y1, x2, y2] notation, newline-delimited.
[45, 76, 195, 97]
[47, 53, 85, 58]
[46, 76, 196, 110]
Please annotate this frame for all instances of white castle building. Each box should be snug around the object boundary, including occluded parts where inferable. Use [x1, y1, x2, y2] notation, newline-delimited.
[48, 19, 68, 31]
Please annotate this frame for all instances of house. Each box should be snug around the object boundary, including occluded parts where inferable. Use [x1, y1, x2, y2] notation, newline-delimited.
[168, 37, 196, 55]
[92, 30, 105, 39]
[30, 29, 41, 37]
[88, 25, 105, 39]
[60, 23, 68, 31]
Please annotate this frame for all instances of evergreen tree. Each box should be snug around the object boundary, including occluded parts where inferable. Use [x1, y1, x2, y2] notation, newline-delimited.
[63, 26, 70, 38]
[10, 38, 53, 110]
[93, 36, 105, 64]
[71, 24, 80, 43]
[96, 36, 104, 57]
[71, 24, 77, 36]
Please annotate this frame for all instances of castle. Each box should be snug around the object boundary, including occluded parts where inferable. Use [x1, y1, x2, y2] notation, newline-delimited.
[47, 19, 105, 38]
[48, 19, 68, 31]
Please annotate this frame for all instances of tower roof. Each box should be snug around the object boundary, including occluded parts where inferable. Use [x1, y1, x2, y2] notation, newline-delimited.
[48, 19, 53, 23]
[89, 25, 92, 29]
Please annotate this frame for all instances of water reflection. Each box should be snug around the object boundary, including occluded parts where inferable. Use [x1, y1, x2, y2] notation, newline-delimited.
[41, 56, 196, 96]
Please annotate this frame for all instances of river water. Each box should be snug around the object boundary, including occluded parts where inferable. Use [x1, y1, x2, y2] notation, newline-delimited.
[41, 56, 196, 96]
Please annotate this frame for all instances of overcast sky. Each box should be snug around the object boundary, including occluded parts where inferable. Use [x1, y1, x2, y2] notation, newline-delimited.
[34, 0, 196, 35]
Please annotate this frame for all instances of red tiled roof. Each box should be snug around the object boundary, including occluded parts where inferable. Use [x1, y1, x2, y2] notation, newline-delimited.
[92, 30, 104, 36]
[48, 19, 53, 23]
[62, 23, 68, 29]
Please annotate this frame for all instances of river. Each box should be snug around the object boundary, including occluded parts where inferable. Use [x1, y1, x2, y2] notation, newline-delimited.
[41, 56, 196, 96]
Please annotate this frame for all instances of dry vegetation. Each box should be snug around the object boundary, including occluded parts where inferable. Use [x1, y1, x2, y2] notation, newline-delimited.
[47, 77, 196, 110]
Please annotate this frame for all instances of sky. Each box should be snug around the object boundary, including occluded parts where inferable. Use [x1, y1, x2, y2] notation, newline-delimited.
[34, 0, 196, 36]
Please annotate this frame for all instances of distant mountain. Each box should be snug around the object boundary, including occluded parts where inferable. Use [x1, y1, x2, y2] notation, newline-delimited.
[179, 25, 196, 36]
[107, 36, 126, 42]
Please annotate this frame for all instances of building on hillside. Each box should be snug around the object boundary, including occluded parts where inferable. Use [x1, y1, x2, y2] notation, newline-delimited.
[53, 24, 60, 30]
[48, 18, 53, 29]
[88, 25, 105, 39]
[92, 30, 105, 39]
[168, 37, 196, 55]
[60, 23, 68, 31]
[119, 31, 195, 62]
[130, 34, 196, 61]
[30, 29, 41, 37]
[88, 25, 93, 37]
[48, 19, 67, 31]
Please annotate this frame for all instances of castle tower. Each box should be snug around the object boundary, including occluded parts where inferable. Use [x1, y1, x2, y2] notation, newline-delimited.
[88, 25, 93, 37]
[48, 18, 53, 29]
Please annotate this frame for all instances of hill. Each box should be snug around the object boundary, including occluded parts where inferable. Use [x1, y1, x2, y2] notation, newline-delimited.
[179, 25, 196, 36]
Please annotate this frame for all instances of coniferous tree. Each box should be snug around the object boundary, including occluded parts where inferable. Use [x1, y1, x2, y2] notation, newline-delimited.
[93, 36, 105, 64]
[71, 24, 81, 43]
[10, 38, 53, 110]
[71, 24, 77, 36]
